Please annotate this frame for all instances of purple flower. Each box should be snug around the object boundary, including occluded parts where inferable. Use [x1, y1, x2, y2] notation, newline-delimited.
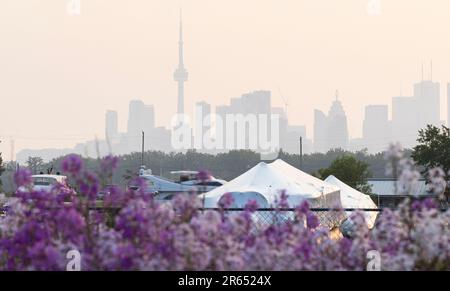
[422, 197, 437, 210]
[128, 177, 149, 194]
[412, 198, 437, 212]
[218, 193, 234, 208]
[196, 169, 211, 182]
[244, 200, 259, 213]
[296, 200, 310, 216]
[78, 171, 100, 200]
[306, 212, 319, 229]
[14, 168, 33, 187]
[101, 155, 119, 173]
[3, 150, 450, 271]
[295, 241, 313, 260]
[428, 167, 447, 199]
[274, 190, 290, 209]
[61, 154, 83, 176]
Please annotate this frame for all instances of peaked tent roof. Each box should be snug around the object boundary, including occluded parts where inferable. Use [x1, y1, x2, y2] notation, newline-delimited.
[269, 159, 338, 195]
[324, 175, 378, 228]
[202, 159, 340, 208]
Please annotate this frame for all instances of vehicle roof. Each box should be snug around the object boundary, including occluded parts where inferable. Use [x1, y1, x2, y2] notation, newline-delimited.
[170, 170, 199, 175]
[32, 174, 67, 181]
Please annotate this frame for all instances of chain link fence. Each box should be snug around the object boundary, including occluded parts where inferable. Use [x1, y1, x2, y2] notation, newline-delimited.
[0, 203, 380, 232]
[199, 208, 381, 232]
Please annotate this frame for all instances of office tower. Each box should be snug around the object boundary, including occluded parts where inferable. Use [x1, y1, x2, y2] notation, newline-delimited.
[127, 100, 155, 135]
[313, 109, 327, 153]
[283, 125, 308, 154]
[313, 92, 349, 153]
[195, 101, 212, 149]
[327, 95, 349, 150]
[272, 106, 288, 151]
[362, 105, 390, 153]
[127, 100, 145, 135]
[413, 80, 440, 128]
[391, 96, 418, 148]
[215, 105, 231, 151]
[220, 90, 272, 150]
[390, 76, 440, 149]
[142, 105, 155, 134]
[105, 110, 118, 139]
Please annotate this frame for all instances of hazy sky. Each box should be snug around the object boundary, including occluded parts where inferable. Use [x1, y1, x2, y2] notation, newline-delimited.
[1, 0, 450, 160]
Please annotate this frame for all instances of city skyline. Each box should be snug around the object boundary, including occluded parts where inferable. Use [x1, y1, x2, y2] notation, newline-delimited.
[2, 1, 450, 160]
[14, 76, 447, 163]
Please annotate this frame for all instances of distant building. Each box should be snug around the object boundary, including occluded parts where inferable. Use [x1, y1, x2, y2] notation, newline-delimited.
[145, 127, 172, 152]
[127, 100, 155, 136]
[272, 106, 288, 149]
[282, 125, 312, 154]
[97, 100, 167, 155]
[127, 100, 144, 135]
[209, 90, 309, 154]
[313, 92, 349, 153]
[194, 101, 212, 151]
[368, 179, 437, 208]
[391, 96, 419, 149]
[231, 90, 271, 115]
[327, 96, 349, 150]
[215, 90, 272, 151]
[390, 80, 441, 149]
[142, 105, 155, 133]
[105, 110, 119, 140]
[362, 105, 391, 153]
[413, 80, 440, 128]
[313, 109, 328, 153]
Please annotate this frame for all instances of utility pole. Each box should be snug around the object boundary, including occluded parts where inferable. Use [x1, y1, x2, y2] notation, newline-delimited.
[299, 136, 303, 170]
[141, 131, 145, 167]
[10, 139, 15, 163]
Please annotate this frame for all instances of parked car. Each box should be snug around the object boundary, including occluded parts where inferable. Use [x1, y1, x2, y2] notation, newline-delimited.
[139, 169, 226, 201]
[16, 174, 70, 193]
[96, 185, 117, 200]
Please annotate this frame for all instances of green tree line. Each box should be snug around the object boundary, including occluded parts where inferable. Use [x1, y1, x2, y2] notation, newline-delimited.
[1, 148, 397, 192]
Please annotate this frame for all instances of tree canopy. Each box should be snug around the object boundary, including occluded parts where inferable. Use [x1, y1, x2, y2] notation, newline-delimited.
[26, 156, 45, 174]
[317, 155, 373, 194]
[412, 124, 450, 182]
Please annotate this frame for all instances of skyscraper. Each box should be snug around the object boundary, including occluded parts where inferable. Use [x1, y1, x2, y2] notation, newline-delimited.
[413, 80, 440, 128]
[127, 100, 155, 136]
[125, 100, 156, 152]
[362, 105, 390, 153]
[195, 101, 212, 150]
[214, 90, 285, 152]
[313, 92, 349, 152]
[105, 110, 118, 139]
[327, 94, 349, 150]
[390, 77, 440, 149]
[391, 96, 418, 148]
[127, 100, 145, 135]
[142, 105, 155, 133]
[313, 109, 327, 153]
[173, 11, 188, 115]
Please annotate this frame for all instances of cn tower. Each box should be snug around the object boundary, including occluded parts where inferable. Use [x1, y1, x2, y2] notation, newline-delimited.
[173, 11, 188, 115]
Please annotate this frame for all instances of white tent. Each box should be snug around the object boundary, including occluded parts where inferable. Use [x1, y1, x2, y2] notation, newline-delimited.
[269, 159, 340, 206]
[202, 159, 341, 209]
[324, 175, 378, 228]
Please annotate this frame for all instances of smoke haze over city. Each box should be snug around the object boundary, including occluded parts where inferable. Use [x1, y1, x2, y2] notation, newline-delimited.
[1, 0, 450, 161]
